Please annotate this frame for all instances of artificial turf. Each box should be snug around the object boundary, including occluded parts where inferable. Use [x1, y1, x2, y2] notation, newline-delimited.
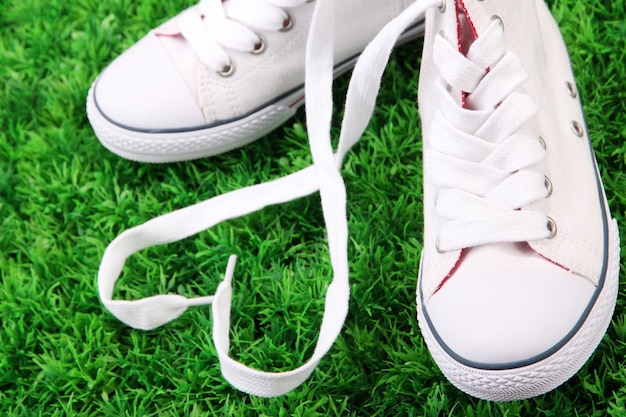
[1, 0, 625, 415]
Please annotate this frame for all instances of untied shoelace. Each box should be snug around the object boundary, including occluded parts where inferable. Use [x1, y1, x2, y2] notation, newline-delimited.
[99, 0, 440, 397]
[98, 0, 552, 397]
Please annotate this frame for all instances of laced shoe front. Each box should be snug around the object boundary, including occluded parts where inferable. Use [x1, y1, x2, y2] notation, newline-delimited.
[416, 0, 620, 401]
[86, 0, 422, 162]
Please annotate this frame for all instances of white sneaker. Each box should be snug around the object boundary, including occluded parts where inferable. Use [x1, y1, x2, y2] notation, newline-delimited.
[86, 0, 422, 163]
[416, 0, 620, 401]
[95, 0, 619, 401]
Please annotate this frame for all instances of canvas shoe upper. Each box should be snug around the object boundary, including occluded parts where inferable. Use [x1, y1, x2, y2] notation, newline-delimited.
[87, 0, 421, 162]
[94, 0, 619, 401]
[416, 0, 619, 401]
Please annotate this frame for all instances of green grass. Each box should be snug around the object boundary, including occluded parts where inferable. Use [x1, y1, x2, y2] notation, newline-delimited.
[1, 0, 625, 415]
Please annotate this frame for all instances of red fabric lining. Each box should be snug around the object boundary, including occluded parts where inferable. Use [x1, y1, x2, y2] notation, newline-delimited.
[434, 0, 478, 295]
[456, 0, 478, 41]
[455, 0, 478, 107]
[434, 249, 464, 293]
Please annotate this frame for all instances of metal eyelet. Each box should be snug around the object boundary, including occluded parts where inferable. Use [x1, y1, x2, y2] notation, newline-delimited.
[544, 176, 553, 197]
[565, 81, 577, 98]
[546, 217, 557, 239]
[491, 15, 504, 30]
[251, 34, 267, 55]
[281, 11, 294, 31]
[435, 236, 444, 253]
[538, 135, 547, 150]
[570, 120, 584, 137]
[217, 60, 236, 77]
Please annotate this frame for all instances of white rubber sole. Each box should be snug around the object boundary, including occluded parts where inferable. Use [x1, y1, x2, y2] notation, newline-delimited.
[86, 23, 425, 163]
[87, 83, 302, 163]
[416, 218, 620, 402]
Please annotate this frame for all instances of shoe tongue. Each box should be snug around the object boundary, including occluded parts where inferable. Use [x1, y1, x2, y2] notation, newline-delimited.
[454, 0, 479, 108]
[455, 0, 477, 55]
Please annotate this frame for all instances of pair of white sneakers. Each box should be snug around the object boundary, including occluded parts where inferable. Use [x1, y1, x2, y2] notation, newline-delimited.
[91, 0, 620, 402]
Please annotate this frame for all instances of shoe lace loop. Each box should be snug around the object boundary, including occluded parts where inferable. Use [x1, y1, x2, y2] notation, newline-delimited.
[427, 18, 553, 252]
[99, 0, 441, 398]
[178, 0, 308, 72]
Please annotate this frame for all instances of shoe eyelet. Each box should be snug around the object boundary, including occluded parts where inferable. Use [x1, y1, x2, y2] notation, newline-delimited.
[437, 30, 449, 43]
[570, 120, 584, 137]
[438, 0, 446, 13]
[218, 60, 236, 77]
[565, 81, 577, 98]
[435, 236, 445, 253]
[546, 217, 557, 239]
[251, 34, 267, 55]
[281, 10, 295, 31]
[538, 135, 547, 150]
[544, 175, 553, 197]
[490, 15, 503, 30]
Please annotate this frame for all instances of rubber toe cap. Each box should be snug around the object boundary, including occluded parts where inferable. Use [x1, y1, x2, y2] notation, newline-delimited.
[424, 243, 596, 368]
[93, 33, 206, 131]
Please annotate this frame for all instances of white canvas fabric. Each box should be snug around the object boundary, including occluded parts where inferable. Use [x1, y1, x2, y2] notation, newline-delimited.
[86, 0, 422, 162]
[416, 0, 620, 402]
[97, 0, 619, 402]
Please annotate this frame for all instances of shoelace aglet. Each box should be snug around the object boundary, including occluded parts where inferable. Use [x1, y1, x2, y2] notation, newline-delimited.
[184, 255, 238, 307]
[224, 254, 238, 285]
[186, 295, 215, 307]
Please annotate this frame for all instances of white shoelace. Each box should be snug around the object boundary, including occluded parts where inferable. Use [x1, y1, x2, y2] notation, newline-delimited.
[98, 0, 440, 397]
[426, 18, 553, 252]
[178, 0, 308, 72]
